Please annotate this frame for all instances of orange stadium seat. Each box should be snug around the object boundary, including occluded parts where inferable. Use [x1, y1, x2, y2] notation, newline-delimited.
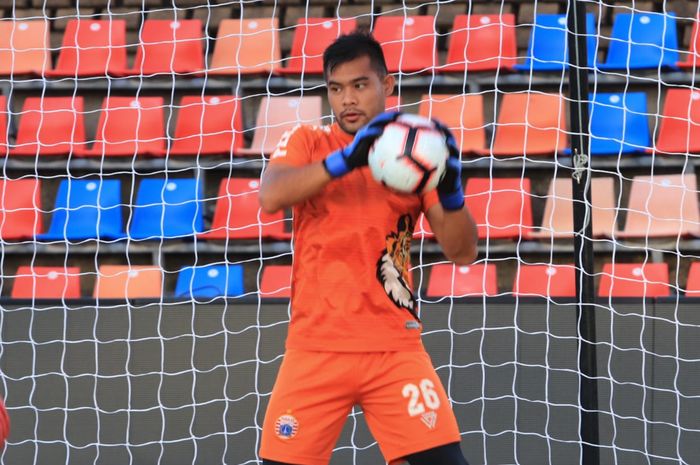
[685, 262, 700, 297]
[167, 95, 244, 156]
[418, 94, 485, 154]
[617, 174, 700, 238]
[443, 14, 517, 72]
[209, 18, 281, 75]
[280, 17, 357, 75]
[127, 19, 204, 76]
[426, 263, 498, 297]
[598, 262, 671, 298]
[11, 97, 87, 156]
[487, 93, 567, 156]
[678, 15, 700, 68]
[0, 95, 7, 154]
[0, 20, 49, 75]
[373, 16, 437, 73]
[655, 88, 700, 155]
[80, 96, 165, 156]
[12, 266, 81, 299]
[93, 265, 163, 299]
[237, 96, 323, 156]
[465, 178, 534, 240]
[512, 264, 576, 297]
[532, 177, 618, 238]
[199, 178, 291, 240]
[46, 19, 127, 77]
[0, 178, 42, 240]
[260, 265, 292, 298]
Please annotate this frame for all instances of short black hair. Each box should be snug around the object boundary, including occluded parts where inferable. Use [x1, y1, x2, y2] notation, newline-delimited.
[323, 31, 388, 81]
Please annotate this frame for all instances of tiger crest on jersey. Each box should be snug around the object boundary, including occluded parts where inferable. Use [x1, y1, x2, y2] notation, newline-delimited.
[377, 214, 419, 321]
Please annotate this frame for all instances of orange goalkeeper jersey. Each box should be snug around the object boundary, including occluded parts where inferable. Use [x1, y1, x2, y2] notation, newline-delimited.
[269, 122, 439, 352]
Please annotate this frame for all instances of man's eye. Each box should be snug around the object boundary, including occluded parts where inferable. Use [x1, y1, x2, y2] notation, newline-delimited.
[356, 83, 366, 89]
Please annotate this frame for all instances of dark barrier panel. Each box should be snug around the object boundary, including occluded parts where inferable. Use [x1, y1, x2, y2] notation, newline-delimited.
[0, 298, 698, 465]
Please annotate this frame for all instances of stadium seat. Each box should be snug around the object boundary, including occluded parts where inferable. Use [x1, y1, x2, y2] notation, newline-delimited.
[0, 178, 42, 240]
[425, 263, 498, 297]
[0, 20, 50, 75]
[617, 174, 700, 238]
[655, 88, 700, 154]
[81, 96, 165, 156]
[442, 14, 517, 72]
[198, 178, 290, 241]
[0, 95, 7, 155]
[46, 19, 127, 77]
[532, 177, 618, 238]
[93, 265, 163, 299]
[598, 262, 671, 298]
[373, 16, 437, 73]
[512, 264, 576, 297]
[589, 92, 650, 155]
[174, 264, 245, 299]
[279, 18, 357, 75]
[167, 95, 244, 156]
[465, 178, 534, 239]
[129, 178, 203, 240]
[678, 15, 700, 68]
[237, 96, 323, 156]
[487, 93, 567, 156]
[11, 266, 81, 299]
[209, 18, 281, 75]
[597, 12, 679, 70]
[127, 19, 204, 75]
[38, 179, 125, 241]
[685, 262, 700, 297]
[11, 97, 87, 156]
[513, 13, 596, 71]
[260, 265, 292, 298]
[418, 94, 485, 154]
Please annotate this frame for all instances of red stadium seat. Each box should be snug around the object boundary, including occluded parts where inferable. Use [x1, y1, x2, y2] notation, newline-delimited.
[260, 265, 292, 298]
[443, 14, 517, 72]
[678, 15, 700, 69]
[426, 263, 498, 297]
[280, 18, 356, 74]
[373, 16, 437, 73]
[237, 96, 322, 156]
[487, 93, 567, 156]
[465, 178, 534, 240]
[418, 94, 485, 154]
[127, 19, 204, 75]
[209, 18, 281, 75]
[512, 264, 576, 297]
[12, 266, 81, 299]
[80, 96, 165, 156]
[93, 265, 163, 299]
[685, 262, 700, 297]
[598, 263, 671, 298]
[655, 88, 700, 155]
[0, 96, 7, 155]
[46, 19, 127, 77]
[198, 178, 290, 240]
[168, 95, 244, 156]
[11, 97, 87, 156]
[0, 20, 50, 75]
[0, 178, 42, 240]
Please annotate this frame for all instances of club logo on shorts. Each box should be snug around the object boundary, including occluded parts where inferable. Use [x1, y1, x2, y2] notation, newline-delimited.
[421, 411, 438, 429]
[274, 413, 299, 440]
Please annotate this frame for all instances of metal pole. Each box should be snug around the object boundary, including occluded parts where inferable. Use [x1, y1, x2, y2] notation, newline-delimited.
[566, 2, 600, 464]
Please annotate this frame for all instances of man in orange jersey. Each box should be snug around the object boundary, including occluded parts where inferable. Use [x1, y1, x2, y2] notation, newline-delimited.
[258, 32, 477, 465]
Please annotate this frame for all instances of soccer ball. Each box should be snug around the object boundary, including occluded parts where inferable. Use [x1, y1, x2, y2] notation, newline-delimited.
[368, 113, 449, 194]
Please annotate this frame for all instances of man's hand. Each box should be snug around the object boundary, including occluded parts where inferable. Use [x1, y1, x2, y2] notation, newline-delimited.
[433, 118, 465, 211]
[323, 111, 400, 178]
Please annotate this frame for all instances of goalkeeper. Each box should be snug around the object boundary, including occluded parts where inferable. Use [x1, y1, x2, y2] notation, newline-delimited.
[258, 32, 477, 465]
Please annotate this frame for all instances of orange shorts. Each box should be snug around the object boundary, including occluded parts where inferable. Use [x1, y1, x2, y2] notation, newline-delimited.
[259, 349, 461, 465]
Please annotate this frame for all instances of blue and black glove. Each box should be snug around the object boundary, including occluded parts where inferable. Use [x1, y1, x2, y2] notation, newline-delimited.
[433, 118, 465, 211]
[323, 111, 400, 178]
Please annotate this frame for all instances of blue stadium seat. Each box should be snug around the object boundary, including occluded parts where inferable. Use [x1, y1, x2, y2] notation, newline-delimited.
[39, 179, 125, 241]
[597, 12, 679, 70]
[129, 178, 203, 240]
[174, 264, 245, 298]
[513, 13, 596, 71]
[589, 92, 650, 155]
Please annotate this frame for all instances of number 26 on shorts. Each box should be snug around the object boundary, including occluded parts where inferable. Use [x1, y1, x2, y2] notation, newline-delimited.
[402, 378, 441, 417]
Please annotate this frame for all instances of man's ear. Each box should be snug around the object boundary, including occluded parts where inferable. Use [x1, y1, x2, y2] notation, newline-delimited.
[383, 73, 396, 97]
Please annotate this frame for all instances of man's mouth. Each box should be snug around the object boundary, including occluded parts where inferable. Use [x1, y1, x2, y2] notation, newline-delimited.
[342, 112, 362, 123]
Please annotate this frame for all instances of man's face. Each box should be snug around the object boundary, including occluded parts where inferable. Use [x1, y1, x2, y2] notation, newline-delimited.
[326, 55, 395, 134]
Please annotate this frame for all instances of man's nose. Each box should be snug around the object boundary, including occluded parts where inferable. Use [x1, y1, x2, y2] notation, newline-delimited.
[342, 88, 358, 106]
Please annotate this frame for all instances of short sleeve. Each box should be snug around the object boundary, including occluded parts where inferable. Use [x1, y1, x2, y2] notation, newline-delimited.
[420, 188, 440, 213]
[269, 124, 312, 167]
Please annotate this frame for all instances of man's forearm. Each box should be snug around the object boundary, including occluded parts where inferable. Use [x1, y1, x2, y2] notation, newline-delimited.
[438, 207, 478, 265]
[259, 161, 332, 213]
